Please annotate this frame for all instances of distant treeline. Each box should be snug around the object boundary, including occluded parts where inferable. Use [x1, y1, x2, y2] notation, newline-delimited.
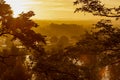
[33, 23, 86, 38]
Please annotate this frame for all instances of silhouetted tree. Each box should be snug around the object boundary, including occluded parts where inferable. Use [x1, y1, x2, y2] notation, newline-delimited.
[0, 0, 45, 80]
[73, 0, 120, 79]
[32, 47, 93, 80]
[74, 0, 120, 19]
[0, 0, 45, 54]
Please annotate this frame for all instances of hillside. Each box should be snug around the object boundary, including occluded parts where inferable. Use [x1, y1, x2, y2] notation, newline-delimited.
[33, 20, 97, 38]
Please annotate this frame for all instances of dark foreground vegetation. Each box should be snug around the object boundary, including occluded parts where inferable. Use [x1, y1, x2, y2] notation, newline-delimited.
[0, 0, 120, 80]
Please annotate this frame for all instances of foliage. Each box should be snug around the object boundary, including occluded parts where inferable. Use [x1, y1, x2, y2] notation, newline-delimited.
[73, 0, 120, 79]
[65, 19, 120, 80]
[74, 0, 120, 65]
[0, 0, 45, 53]
[32, 48, 92, 80]
[0, 44, 31, 80]
[74, 0, 120, 19]
[0, 0, 45, 80]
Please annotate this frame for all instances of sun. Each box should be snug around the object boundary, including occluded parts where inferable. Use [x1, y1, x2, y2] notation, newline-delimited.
[5, 0, 27, 17]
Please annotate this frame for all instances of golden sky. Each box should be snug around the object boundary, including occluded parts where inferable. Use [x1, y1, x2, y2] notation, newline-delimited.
[5, 0, 120, 20]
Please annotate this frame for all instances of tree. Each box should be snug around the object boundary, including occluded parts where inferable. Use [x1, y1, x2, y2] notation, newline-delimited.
[50, 36, 58, 44]
[0, 0, 45, 53]
[66, 20, 118, 80]
[0, 0, 45, 79]
[32, 47, 93, 80]
[74, 0, 120, 19]
[57, 36, 70, 49]
[73, 0, 120, 79]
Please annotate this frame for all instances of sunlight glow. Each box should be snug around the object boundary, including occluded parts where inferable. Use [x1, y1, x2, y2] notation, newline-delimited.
[4, 0, 120, 20]
[5, 0, 27, 17]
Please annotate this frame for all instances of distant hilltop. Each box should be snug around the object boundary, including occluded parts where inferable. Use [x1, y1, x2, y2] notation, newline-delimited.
[33, 20, 94, 38]
[34, 19, 98, 27]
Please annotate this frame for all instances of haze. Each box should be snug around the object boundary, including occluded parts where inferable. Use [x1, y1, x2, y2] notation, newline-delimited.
[5, 0, 120, 20]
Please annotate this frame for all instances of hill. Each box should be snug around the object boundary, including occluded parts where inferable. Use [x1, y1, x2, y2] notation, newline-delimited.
[32, 20, 97, 38]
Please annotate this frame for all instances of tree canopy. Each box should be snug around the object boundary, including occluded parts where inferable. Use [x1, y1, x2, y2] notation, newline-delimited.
[0, 0, 46, 53]
[73, 0, 120, 66]
[73, 0, 120, 80]
[74, 0, 120, 19]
